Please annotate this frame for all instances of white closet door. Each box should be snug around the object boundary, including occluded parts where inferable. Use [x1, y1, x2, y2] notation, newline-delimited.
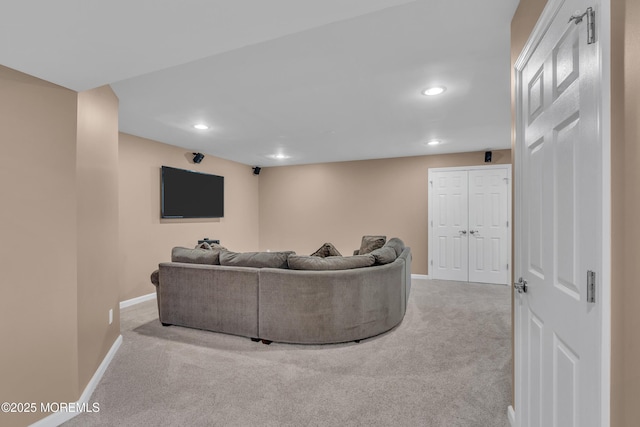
[429, 166, 511, 285]
[430, 170, 469, 281]
[468, 168, 510, 284]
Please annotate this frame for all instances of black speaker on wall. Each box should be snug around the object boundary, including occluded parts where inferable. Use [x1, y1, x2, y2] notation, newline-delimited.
[252, 167, 261, 175]
[484, 151, 492, 163]
[193, 152, 205, 164]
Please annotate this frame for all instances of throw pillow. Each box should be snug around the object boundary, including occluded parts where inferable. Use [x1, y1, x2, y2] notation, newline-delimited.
[195, 242, 227, 251]
[219, 251, 294, 269]
[310, 242, 342, 258]
[369, 246, 398, 265]
[288, 254, 375, 270]
[383, 237, 405, 257]
[171, 246, 220, 265]
[358, 235, 387, 255]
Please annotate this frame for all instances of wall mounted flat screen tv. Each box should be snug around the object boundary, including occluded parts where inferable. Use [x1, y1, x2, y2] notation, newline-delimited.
[161, 166, 224, 218]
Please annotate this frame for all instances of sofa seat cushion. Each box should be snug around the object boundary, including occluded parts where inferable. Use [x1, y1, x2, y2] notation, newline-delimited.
[369, 246, 397, 265]
[171, 246, 220, 265]
[220, 250, 294, 269]
[358, 235, 387, 255]
[310, 242, 342, 257]
[288, 254, 375, 270]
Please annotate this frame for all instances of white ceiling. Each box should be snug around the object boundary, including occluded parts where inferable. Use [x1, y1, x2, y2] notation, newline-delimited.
[0, 0, 519, 167]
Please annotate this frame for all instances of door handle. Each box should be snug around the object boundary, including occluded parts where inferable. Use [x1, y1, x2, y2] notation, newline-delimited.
[470, 230, 479, 235]
[459, 230, 467, 235]
[514, 277, 528, 294]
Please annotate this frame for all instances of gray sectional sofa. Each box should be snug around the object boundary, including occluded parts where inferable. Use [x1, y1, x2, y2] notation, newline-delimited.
[151, 238, 411, 344]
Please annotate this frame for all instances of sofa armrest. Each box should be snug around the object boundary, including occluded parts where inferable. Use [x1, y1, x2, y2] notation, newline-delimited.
[150, 269, 159, 287]
[397, 247, 412, 309]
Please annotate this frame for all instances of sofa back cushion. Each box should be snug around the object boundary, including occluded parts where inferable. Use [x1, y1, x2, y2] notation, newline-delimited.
[171, 246, 220, 265]
[384, 237, 405, 257]
[369, 246, 398, 265]
[288, 254, 375, 270]
[219, 251, 294, 269]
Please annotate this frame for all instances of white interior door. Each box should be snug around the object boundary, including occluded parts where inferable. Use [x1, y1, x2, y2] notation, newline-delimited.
[429, 166, 511, 285]
[468, 168, 510, 285]
[514, 0, 602, 425]
[430, 170, 468, 281]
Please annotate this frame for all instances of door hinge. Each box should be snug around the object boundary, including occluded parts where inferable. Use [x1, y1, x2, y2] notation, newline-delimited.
[569, 7, 595, 44]
[430, 259, 433, 266]
[586, 7, 595, 44]
[430, 220, 433, 227]
[506, 220, 509, 227]
[587, 270, 596, 303]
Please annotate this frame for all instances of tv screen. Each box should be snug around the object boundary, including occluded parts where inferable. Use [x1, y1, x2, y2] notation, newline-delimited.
[161, 166, 224, 218]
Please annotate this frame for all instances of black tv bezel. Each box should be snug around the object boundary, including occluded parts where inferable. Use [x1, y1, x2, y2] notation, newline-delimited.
[160, 166, 224, 219]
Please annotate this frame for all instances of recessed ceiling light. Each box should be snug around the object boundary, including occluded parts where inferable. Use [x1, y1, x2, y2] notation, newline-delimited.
[193, 124, 209, 130]
[427, 140, 441, 145]
[422, 86, 446, 96]
[269, 154, 290, 160]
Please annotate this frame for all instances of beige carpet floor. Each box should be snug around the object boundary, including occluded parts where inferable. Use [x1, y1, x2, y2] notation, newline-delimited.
[63, 279, 511, 427]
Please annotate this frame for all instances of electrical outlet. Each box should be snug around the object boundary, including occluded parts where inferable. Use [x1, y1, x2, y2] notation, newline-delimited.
[109, 309, 113, 325]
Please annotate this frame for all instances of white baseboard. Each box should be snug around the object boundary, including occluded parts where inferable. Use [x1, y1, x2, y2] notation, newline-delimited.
[30, 335, 123, 427]
[508, 405, 515, 427]
[120, 292, 156, 309]
[411, 274, 430, 280]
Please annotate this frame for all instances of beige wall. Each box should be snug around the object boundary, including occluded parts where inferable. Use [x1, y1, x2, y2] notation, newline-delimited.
[0, 66, 80, 426]
[0, 66, 123, 426]
[258, 150, 511, 274]
[76, 86, 121, 390]
[611, 0, 640, 425]
[118, 133, 260, 301]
